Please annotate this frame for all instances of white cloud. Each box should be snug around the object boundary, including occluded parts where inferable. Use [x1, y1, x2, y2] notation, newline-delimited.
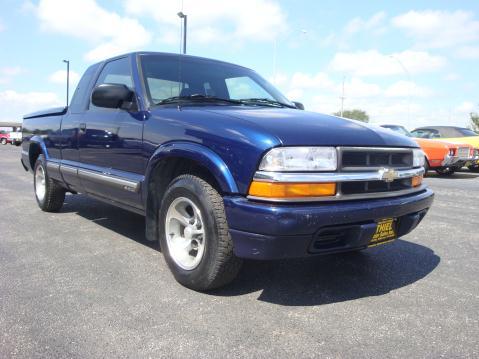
[0, 19, 5, 32]
[286, 88, 304, 101]
[340, 77, 381, 98]
[283, 73, 381, 100]
[384, 80, 433, 98]
[290, 72, 334, 90]
[271, 72, 455, 128]
[0, 90, 62, 123]
[344, 12, 386, 35]
[322, 12, 387, 49]
[329, 50, 446, 76]
[456, 46, 479, 60]
[0, 66, 25, 84]
[392, 10, 479, 48]
[35, 0, 152, 61]
[1, 66, 24, 77]
[48, 70, 81, 87]
[124, 0, 287, 44]
[269, 73, 288, 87]
[456, 101, 476, 113]
[444, 73, 460, 81]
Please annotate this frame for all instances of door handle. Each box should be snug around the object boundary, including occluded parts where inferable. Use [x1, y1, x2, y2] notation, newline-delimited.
[79, 123, 86, 133]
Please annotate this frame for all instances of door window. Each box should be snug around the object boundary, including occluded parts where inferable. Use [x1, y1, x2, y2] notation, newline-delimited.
[90, 57, 133, 110]
[95, 57, 133, 88]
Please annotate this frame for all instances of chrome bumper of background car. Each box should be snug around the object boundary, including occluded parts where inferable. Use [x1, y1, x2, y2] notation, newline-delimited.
[441, 155, 474, 167]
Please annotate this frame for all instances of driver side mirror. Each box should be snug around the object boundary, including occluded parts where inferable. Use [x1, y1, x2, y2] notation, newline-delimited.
[91, 83, 135, 109]
[292, 101, 305, 110]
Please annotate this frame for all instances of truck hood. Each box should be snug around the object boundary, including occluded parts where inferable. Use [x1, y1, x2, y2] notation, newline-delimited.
[203, 107, 418, 147]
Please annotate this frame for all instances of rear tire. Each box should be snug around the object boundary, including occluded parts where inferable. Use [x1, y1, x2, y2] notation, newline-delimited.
[1, 138, 6, 145]
[158, 174, 242, 291]
[34, 155, 65, 212]
[435, 167, 455, 176]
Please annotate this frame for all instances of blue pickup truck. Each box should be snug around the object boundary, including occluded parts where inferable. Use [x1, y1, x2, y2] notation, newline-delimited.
[21, 52, 433, 290]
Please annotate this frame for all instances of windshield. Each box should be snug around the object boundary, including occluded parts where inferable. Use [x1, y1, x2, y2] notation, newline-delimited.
[411, 129, 439, 138]
[382, 125, 411, 137]
[139, 54, 293, 107]
[456, 128, 478, 137]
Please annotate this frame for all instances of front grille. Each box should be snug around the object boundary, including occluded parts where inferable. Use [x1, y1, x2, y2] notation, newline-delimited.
[457, 147, 470, 158]
[340, 178, 413, 195]
[340, 148, 412, 170]
[337, 147, 416, 197]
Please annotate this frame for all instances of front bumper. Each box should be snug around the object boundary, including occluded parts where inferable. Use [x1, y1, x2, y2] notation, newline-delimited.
[224, 188, 434, 259]
[442, 155, 475, 167]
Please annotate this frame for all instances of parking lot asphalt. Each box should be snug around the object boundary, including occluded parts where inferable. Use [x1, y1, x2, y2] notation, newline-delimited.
[0, 145, 478, 358]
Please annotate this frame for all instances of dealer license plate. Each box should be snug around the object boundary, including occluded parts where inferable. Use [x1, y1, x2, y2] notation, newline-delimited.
[369, 218, 397, 247]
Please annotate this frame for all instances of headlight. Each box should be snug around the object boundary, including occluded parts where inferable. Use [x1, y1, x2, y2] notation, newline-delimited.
[259, 147, 337, 172]
[412, 148, 425, 167]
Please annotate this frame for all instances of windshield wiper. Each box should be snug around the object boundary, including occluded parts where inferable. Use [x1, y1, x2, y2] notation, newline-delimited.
[238, 98, 296, 109]
[156, 94, 244, 106]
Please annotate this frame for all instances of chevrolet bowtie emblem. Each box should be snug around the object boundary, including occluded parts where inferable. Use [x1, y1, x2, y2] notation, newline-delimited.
[380, 168, 398, 183]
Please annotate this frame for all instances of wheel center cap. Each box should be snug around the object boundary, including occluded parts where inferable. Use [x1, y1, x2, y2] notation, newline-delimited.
[184, 226, 193, 240]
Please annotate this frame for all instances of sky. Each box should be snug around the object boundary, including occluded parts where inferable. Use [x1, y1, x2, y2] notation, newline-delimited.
[0, 0, 478, 129]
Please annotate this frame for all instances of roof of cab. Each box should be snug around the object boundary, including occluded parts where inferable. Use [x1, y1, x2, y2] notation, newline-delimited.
[414, 126, 467, 130]
[95, 51, 249, 70]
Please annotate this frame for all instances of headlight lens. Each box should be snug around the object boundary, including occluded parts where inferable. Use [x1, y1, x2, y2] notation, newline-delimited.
[259, 147, 338, 172]
[412, 148, 425, 167]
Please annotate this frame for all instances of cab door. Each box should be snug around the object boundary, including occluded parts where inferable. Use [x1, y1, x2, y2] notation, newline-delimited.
[60, 63, 100, 191]
[78, 56, 145, 209]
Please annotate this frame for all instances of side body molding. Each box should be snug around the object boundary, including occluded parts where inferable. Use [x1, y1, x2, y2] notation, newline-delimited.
[144, 141, 239, 199]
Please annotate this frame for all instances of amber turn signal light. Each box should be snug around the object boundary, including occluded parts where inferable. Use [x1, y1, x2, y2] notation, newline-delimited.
[249, 181, 336, 198]
[412, 175, 423, 187]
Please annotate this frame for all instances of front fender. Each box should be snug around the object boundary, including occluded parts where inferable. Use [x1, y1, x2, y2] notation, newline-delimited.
[144, 141, 239, 196]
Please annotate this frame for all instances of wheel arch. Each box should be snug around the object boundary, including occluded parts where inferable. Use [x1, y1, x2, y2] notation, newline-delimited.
[143, 141, 239, 242]
[28, 137, 49, 170]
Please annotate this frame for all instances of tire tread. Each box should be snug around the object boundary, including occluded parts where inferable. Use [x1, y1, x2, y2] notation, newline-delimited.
[161, 174, 242, 291]
[34, 156, 65, 212]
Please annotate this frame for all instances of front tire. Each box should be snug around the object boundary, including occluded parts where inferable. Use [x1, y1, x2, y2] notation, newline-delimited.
[1, 138, 6, 145]
[435, 167, 455, 176]
[158, 175, 242, 291]
[423, 158, 430, 177]
[34, 155, 66, 212]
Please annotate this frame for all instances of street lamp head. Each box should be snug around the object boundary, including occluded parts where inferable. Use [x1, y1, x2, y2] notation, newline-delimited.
[177, 11, 186, 18]
[63, 59, 69, 63]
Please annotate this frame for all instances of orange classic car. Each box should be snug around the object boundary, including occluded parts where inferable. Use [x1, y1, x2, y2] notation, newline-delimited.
[411, 126, 479, 172]
[381, 125, 475, 175]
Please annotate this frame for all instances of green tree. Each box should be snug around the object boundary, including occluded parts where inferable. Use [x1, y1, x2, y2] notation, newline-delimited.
[333, 109, 369, 123]
[470, 112, 479, 132]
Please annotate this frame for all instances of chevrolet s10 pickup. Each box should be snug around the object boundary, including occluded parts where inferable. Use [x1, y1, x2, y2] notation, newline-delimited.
[21, 52, 434, 290]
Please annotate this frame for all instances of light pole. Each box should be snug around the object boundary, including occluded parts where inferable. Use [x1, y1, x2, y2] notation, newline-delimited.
[389, 55, 411, 123]
[177, 12, 187, 54]
[63, 59, 70, 107]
